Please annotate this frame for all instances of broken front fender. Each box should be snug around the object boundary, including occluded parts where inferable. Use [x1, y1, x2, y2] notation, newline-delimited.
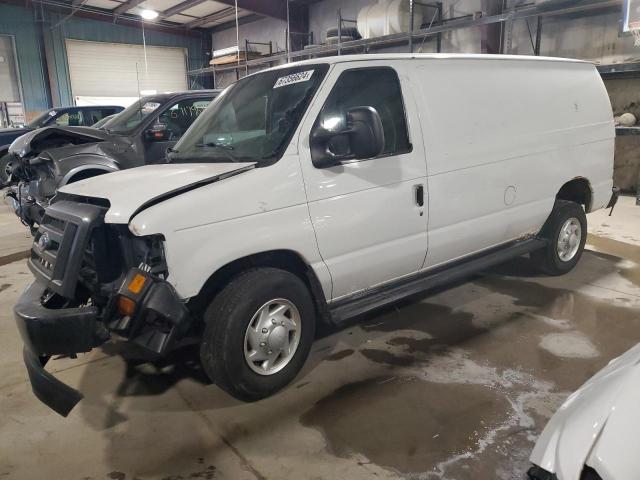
[8, 126, 109, 160]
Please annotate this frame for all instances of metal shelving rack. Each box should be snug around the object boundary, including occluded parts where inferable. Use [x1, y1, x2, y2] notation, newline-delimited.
[191, 0, 621, 86]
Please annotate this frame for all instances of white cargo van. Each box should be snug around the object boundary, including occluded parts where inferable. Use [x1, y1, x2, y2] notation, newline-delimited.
[14, 54, 617, 416]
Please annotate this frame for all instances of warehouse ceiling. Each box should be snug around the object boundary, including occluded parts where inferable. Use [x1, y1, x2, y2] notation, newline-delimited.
[30, 0, 312, 30]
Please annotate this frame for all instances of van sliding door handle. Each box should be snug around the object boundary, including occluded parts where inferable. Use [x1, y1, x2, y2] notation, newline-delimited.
[415, 184, 424, 207]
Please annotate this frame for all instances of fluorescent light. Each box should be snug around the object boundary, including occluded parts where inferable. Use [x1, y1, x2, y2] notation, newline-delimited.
[140, 9, 159, 20]
[212, 46, 240, 58]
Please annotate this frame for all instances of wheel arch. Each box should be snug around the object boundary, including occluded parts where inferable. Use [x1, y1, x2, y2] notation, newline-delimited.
[556, 177, 593, 212]
[188, 249, 332, 326]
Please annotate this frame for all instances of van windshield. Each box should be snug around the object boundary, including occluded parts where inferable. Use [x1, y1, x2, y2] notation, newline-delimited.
[168, 64, 329, 164]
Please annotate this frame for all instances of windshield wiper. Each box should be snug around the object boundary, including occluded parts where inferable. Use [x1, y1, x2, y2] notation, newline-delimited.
[186, 142, 239, 162]
[195, 142, 235, 150]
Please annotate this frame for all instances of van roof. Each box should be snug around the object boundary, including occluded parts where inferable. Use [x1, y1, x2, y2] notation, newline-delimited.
[266, 53, 588, 71]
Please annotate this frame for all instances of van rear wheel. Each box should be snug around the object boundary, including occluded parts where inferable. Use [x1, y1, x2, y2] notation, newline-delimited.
[200, 268, 316, 401]
[531, 199, 587, 276]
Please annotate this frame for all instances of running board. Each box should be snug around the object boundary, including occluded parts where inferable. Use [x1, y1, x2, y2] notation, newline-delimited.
[329, 237, 547, 324]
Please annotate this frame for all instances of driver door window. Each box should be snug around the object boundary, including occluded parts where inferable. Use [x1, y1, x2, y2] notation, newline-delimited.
[144, 97, 212, 164]
[51, 110, 84, 127]
[157, 98, 212, 141]
[317, 68, 411, 159]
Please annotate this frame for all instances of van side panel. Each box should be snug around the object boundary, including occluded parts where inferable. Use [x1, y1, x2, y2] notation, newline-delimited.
[412, 59, 614, 268]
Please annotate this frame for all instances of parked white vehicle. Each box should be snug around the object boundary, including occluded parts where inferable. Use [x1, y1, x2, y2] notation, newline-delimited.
[14, 53, 618, 416]
[529, 343, 640, 480]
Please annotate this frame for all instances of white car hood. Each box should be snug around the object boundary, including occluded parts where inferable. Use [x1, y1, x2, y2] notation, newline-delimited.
[58, 163, 255, 224]
[530, 343, 640, 480]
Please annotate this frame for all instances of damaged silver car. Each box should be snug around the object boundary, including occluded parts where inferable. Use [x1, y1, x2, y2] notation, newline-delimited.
[4, 90, 218, 231]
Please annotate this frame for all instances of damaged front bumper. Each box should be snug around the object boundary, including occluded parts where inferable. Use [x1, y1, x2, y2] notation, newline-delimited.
[14, 282, 107, 416]
[15, 270, 189, 417]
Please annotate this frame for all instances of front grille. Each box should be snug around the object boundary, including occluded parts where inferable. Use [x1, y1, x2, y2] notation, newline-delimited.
[29, 201, 106, 299]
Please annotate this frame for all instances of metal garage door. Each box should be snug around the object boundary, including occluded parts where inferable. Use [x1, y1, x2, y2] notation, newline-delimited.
[65, 39, 188, 107]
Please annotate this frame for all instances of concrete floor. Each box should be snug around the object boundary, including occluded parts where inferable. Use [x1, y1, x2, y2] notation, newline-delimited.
[1, 197, 639, 480]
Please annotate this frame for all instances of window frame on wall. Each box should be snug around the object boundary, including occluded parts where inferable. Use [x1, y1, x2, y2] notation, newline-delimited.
[0, 34, 25, 127]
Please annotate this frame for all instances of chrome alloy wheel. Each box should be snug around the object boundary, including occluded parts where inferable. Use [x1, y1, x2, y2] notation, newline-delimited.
[243, 298, 301, 375]
[557, 217, 582, 262]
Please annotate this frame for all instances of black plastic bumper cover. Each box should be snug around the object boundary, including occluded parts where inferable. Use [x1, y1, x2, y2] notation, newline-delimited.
[22, 348, 82, 417]
[15, 282, 100, 356]
[14, 282, 101, 417]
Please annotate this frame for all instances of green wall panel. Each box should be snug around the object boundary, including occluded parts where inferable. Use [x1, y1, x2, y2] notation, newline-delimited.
[0, 4, 50, 116]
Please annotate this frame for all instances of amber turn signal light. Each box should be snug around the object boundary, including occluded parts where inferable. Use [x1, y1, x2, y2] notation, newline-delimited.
[117, 296, 137, 316]
[127, 273, 147, 294]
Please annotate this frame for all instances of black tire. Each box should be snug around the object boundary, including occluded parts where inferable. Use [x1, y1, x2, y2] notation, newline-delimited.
[0, 152, 14, 183]
[200, 267, 316, 401]
[531, 199, 587, 276]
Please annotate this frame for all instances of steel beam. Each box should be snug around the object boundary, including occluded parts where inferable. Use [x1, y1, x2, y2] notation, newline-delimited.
[114, 0, 146, 16]
[186, 6, 236, 28]
[209, 13, 263, 33]
[481, 0, 502, 54]
[212, 0, 307, 32]
[158, 0, 209, 19]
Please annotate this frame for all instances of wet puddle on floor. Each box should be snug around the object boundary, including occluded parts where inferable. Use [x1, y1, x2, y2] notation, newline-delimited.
[300, 376, 510, 474]
[301, 246, 640, 478]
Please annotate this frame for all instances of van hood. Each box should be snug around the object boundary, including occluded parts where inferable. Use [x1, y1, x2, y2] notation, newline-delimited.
[58, 163, 256, 224]
[530, 343, 640, 480]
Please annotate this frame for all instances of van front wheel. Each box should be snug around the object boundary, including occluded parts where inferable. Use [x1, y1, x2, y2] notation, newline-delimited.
[200, 268, 316, 401]
[531, 200, 587, 276]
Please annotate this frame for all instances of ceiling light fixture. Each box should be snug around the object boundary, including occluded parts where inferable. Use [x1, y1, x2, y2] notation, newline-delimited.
[140, 9, 159, 20]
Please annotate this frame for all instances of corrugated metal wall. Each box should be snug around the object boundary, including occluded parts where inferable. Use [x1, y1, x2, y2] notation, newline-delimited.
[0, 4, 50, 117]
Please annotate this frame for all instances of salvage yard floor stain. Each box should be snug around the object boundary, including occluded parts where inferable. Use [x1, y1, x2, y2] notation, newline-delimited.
[587, 234, 640, 287]
[300, 376, 510, 474]
[324, 349, 355, 361]
[359, 348, 415, 366]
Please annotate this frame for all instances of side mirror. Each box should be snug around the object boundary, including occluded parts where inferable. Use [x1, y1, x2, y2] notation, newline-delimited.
[145, 123, 168, 142]
[310, 106, 385, 168]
